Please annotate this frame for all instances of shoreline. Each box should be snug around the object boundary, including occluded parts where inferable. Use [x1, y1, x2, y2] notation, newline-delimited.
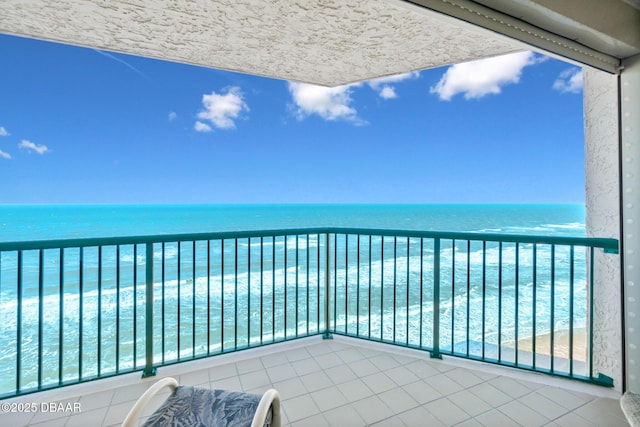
[503, 327, 587, 362]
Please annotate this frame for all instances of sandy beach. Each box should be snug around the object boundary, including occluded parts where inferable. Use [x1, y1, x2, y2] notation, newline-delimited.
[504, 328, 587, 362]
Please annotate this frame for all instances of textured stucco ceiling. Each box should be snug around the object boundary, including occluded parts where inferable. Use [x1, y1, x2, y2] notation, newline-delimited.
[0, 0, 526, 86]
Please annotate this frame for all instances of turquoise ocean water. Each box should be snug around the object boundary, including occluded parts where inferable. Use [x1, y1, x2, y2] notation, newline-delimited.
[0, 204, 587, 393]
[0, 203, 585, 241]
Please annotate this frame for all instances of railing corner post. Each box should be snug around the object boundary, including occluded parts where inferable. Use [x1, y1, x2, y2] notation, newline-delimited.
[323, 232, 333, 340]
[142, 242, 157, 378]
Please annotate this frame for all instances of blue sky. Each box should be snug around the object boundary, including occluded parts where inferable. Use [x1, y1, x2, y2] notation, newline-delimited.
[0, 34, 585, 204]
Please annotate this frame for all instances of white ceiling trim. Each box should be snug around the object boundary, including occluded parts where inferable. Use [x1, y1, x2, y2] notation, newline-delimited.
[405, 0, 623, 73]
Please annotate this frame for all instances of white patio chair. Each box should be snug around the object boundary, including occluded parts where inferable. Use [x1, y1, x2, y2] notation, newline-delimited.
[122, 377, 281, 427]
[622, 392, 640, 427]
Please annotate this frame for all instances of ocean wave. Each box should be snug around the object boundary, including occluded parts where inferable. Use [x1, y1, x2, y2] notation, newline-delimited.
[543, 222, 585, 230]
[0, 270, 590, 395]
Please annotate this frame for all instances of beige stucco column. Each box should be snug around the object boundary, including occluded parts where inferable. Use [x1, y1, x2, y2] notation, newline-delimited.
[584, 66, 622, 391]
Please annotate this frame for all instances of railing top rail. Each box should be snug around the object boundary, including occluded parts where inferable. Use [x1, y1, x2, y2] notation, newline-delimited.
[0, 226, 619, 253]
[0, 228, 326, 251]
[325, 227, 619, 253]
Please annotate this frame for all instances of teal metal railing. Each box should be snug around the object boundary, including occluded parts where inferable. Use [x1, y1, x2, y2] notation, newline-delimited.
[0, 228, 618, 398]
[323, 228, 618, 387]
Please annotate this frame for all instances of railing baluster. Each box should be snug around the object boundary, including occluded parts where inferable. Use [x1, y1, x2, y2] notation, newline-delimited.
[161, 243, 165, 364]
[357, 235, 360, 337]
[515, 243, 519, 365]
[142, 242, 155, 378]
[38, 249, 44, 389]
[317, 234, 321, 334]
[177, 242, 182, 360]
[284, 236, 287, 340]
[380, 236, 384, 341]
[550, 244, 556, 373]
[248, 238, 252, 344]
[482, 241, 486, 360]
[419, 238, 424, 349]
[79, 247, 84, 378]
[260, 237, 264, 344]
[295, 234, 300, 337]
[115, 246, 121, 372]
[344, 234, 348, 335]
[498, 242, 503, 362]
[59, 248, 64, 384]
[132, 245, 136, 369]
[97, 246, 102, 376]
[466, 241, 471, 356]
[296, 235, 300, 337]
[323, 232, 332, 339]
[569, 245, 575, 376]
[221, 239, 225, 351]
[306, 234, 310, 336]
[451, 240, 456, 354]
[393, 237, 397, 343]
[234, 239, 238, 349]
[207, 240, 211, 353]
[334, 234, 337, 334]
[432, 238, 441, 359]
[532, 244, 537, 368]
[406, 238, 410, 346]
[192, 241, 196, 357]
[368, 235, 372, 339]
[589, 246, 594, 380]
[271, 236, 275, 342]
[16, 251, 22, 392]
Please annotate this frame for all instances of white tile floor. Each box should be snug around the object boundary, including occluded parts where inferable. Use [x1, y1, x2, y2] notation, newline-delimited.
[0, 336, 629, 427]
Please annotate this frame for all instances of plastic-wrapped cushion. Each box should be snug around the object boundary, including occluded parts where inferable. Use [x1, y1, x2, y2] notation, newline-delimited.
[142, 386, 272, 427]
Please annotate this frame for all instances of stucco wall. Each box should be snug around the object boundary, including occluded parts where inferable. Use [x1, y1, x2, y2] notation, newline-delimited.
[584, 67, 622, 391]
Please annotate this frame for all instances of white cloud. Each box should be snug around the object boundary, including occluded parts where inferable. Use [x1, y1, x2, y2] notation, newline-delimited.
[196, 86, 249, 130]
[379, 86, 397, 99]
[0, 149, 10, 159]
[430, 51, 540, 101]
[168, 111, 177, 121]
[0, 126, 9, 137]
[287, 71, 420, 123]
[194, 121, 212, 133]
[288, 82, 365, 124]
[553, 68, 583, 94]
[19, 139, 49, 155]
[367, 71, 420, 99]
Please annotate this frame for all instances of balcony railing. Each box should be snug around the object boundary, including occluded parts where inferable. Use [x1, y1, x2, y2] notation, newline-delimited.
[0, 227, 618, 398]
